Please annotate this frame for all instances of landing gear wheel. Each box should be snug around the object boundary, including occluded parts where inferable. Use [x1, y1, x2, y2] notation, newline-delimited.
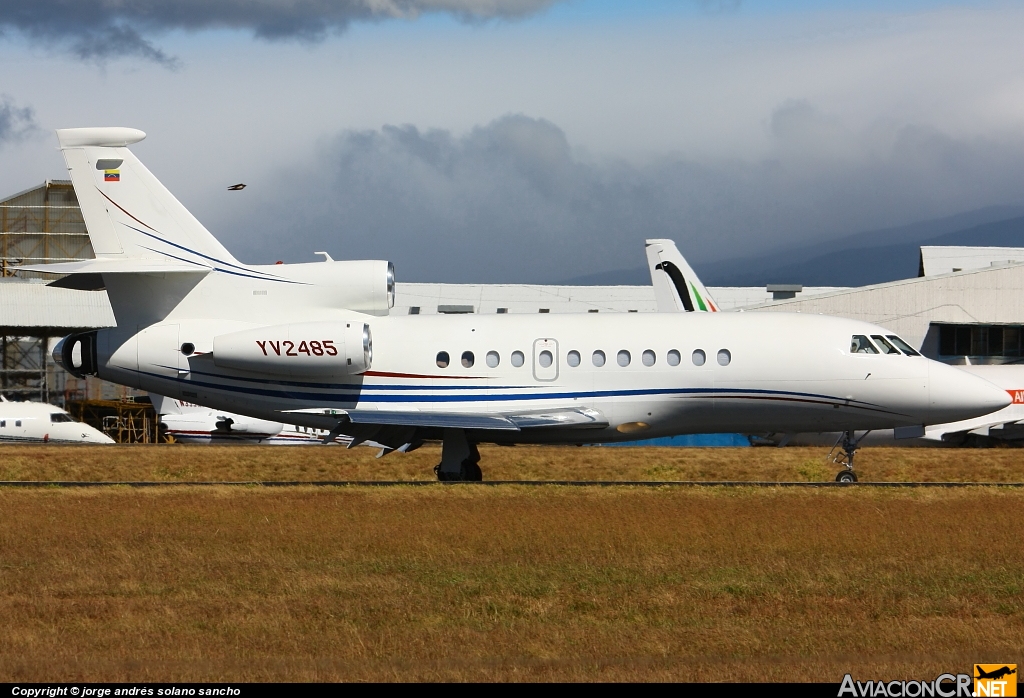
[463, 461, 483, 482]
[433, 460, 483, 482]
[835, 470, 858, 483]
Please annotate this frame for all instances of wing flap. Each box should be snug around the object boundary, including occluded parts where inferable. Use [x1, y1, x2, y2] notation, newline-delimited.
[279, 407, 609, 432]
[507, 407, 608, 429]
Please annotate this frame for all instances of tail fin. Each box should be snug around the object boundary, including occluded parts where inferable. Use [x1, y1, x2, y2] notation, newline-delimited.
[645, 239, 719, 313]
[56, 127, 239, 266]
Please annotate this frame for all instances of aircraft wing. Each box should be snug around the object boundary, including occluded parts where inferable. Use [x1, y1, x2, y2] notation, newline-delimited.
[281, 407, 608, 432]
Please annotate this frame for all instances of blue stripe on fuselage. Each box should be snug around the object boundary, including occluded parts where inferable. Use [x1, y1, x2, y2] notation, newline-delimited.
[139, 367, 895, 413]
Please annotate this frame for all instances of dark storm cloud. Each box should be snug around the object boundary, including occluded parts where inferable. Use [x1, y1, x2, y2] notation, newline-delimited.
[0, 95, 38, 147]
[0, 0, 559, 64]
[219, 109, 1024, 283]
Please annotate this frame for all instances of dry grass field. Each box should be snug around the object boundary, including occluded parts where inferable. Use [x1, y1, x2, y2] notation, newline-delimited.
[0, 445, 1021, 682]
[1, 442, 1024, 482]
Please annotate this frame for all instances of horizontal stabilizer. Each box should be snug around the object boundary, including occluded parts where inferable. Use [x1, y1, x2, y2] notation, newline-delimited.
[17, 259, 210, 275]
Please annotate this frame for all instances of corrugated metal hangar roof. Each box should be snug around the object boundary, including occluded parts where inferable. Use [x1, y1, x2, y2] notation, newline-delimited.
[0, 279, 114, 334]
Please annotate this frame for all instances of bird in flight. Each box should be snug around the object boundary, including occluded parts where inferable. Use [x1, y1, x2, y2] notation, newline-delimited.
[227, 183, 246, 191]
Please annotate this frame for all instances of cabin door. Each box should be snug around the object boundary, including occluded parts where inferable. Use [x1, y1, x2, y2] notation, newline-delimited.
[532, 338, 559, 381]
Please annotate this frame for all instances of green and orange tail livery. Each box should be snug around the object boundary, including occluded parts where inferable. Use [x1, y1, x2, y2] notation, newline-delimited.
[645, 239, 719, 313]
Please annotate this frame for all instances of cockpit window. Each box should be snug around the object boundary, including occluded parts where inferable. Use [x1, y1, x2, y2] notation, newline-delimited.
[50, 412, 74, 423]
[886, 335, 921, 356]
[871, 335, 901, 355]
[850, 335, 879, 354]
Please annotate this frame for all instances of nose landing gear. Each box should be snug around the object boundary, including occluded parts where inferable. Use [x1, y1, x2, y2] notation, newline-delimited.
[828, 430, 869, 483]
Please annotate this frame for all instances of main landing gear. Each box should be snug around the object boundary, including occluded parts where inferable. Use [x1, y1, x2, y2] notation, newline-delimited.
[828, 430, 870, 483]
[434, 428, 483, 482]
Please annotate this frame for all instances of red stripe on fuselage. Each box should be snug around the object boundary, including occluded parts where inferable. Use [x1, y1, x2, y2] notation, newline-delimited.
[363, 370, 486, 380]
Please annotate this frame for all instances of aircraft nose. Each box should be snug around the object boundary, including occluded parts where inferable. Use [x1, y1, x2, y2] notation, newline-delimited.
[89, 430, 116, 444]
[928, 362, 1011, 423]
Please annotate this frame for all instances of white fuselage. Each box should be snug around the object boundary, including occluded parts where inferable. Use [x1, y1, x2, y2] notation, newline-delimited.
[760, 363, 1024, 446]
[0, 401, 114, 445]
[89, 298, 1008, 444]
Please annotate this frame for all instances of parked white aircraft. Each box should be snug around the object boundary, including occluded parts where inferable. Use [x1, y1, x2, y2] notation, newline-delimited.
[151, 394, 369, 446]
[22, 127, 1011, 481]
[0, 396, 114, 444]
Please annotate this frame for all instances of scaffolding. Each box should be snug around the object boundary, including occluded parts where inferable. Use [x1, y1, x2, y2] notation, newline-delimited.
[66, 397, 161, 444]
[1, 180, 99, 406]
[0, 335, 50, 403]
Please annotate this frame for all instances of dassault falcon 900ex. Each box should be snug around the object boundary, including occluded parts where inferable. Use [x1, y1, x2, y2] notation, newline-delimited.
[21, 128, 1010, 481]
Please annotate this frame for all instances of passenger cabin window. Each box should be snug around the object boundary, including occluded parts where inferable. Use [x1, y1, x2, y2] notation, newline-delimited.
[538, 350, 553, 368]
[887, 335, 921, 356]
[486, 351, 500, 367]
[617, 350, 631, 367]
[50, 413, 74, 423]
[692, 349, 706, 366]
[15, 420, 21, 427]
[0, 420, 5, 427]
[870, 335, 901, 355]
[667, 350, 681, 366]
[717, 349, 731, 366]
[850, 335, 879, 354]
[642, 350, 656, 366]
[567, 350, 581, 367]
[511, 351, 525, 367]
[593, 350, 606, 367]
[436, 351, 450, 368]
[461, 351, 475, 368]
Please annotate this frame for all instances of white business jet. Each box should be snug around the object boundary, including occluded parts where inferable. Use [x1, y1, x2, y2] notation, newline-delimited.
[151, 394, 365, 446]
[20, 128, 1010, 482]
[0, 396, 114, 444]
[645, 239, 1024, 451]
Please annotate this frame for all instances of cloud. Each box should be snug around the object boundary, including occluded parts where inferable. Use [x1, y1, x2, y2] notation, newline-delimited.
[215, 109, 1024, 283]
[0, 95, 38, 147]
[0, 0, 560, 64]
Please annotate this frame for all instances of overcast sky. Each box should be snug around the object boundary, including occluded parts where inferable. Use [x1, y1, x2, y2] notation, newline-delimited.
[2, 1, 1024, 282]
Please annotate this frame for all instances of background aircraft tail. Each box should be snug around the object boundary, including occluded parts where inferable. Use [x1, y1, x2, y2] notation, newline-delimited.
[645, 239, 719, 313]
[55, 127, 240, 266]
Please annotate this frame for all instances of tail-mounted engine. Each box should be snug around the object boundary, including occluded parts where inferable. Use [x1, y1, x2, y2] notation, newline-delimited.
[53, 332, 99, 378]
[212, 321, 372, 377]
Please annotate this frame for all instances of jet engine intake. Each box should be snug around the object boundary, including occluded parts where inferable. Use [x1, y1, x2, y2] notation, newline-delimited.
[212, 321, 371, 376]
[53, 332, 98, 378]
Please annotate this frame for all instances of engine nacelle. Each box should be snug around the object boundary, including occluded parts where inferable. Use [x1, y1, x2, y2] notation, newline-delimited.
[53, 331, 98, 378]
[212, 321, 372, 376]
[249, 260, 395, 315]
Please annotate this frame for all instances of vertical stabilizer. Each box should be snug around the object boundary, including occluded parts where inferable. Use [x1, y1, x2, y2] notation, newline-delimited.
[56, 128, 240, 266]
[645, 239, 719, 313]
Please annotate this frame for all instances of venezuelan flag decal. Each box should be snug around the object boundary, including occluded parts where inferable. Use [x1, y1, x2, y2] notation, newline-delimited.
[104, 169, 120, 182]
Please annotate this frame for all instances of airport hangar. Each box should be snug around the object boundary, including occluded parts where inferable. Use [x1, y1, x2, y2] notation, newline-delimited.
[2, 180, 1023, 440]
